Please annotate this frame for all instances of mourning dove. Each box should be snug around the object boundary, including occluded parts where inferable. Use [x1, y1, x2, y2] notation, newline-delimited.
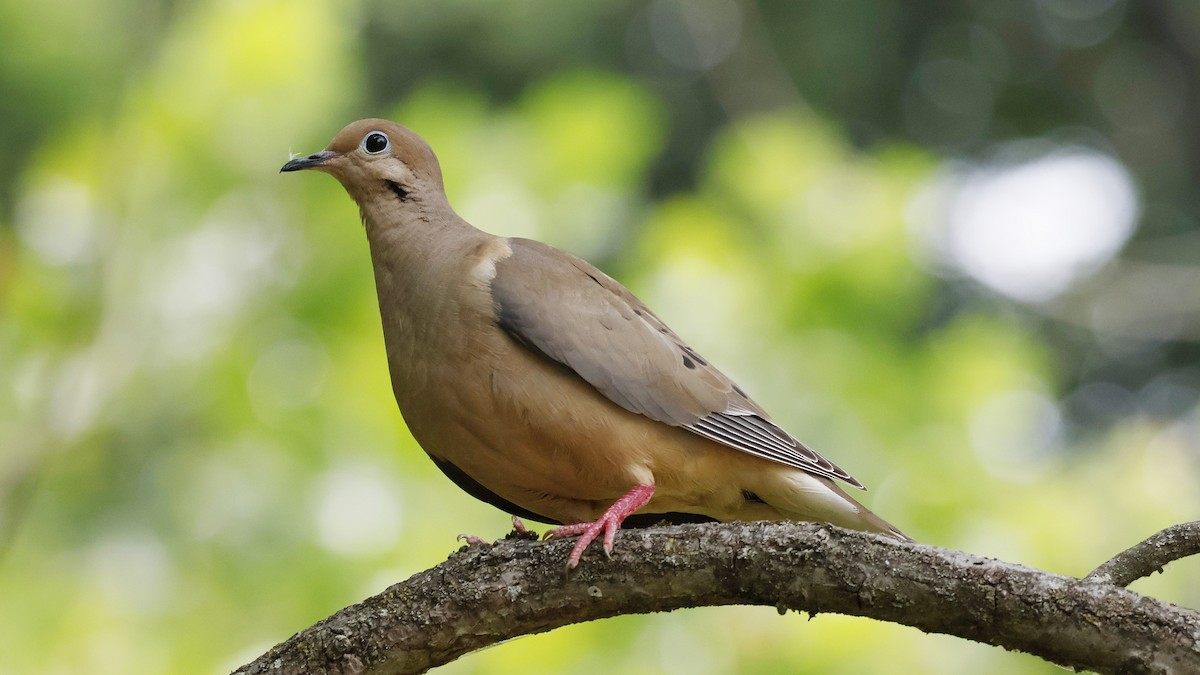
[282, 119, 908, 568]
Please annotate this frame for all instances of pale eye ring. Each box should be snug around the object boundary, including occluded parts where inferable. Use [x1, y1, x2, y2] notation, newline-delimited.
[362, 131, 390, 154]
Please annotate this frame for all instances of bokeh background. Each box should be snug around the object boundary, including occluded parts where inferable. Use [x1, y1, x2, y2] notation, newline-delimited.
[2, 1, 1198, 673]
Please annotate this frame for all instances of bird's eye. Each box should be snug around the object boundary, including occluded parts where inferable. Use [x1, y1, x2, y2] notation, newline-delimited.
[362, 132, 390, 154]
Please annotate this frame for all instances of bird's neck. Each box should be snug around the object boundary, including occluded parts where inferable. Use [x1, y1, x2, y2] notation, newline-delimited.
[360, 197, 496, 389]
[360, 189, 482, 276]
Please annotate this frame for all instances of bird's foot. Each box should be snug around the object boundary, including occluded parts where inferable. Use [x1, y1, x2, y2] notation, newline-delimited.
[505, 515, 538, 540]
[545, 484, 655, 570]
[459, 516, 538, 546]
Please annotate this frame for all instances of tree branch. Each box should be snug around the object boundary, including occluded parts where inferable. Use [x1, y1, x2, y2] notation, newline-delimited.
[1085, 521, 1200, 587]
[232, 521, 1200, 675]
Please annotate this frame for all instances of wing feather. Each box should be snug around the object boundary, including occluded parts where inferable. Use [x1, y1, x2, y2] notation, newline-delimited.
[490, 238, 863, 489]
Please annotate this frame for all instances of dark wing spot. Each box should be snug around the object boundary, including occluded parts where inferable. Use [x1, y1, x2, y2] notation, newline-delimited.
[681, 344, 708, 366]
[682, 355, 696, 369]
[742, 490, 766, 504]
[732, 384, 747, 397]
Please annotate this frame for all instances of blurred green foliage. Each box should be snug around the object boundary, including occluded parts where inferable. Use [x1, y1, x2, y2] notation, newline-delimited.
[1, 1, 1198, 674]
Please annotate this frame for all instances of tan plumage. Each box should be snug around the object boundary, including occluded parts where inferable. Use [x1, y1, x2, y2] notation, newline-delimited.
[282, 119, 908, 567]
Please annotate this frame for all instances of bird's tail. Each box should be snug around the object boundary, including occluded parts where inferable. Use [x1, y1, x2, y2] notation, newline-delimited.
[759, 469, 912, 542]
[824, 478, 912, 542]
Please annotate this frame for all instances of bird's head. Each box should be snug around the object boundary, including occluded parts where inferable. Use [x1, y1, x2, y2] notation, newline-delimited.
[281, 119, 446, 207]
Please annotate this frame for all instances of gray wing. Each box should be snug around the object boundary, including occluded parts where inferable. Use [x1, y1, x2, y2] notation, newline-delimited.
[490, 238, 864, 489]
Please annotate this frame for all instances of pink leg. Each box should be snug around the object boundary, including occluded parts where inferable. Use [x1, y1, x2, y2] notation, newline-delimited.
[545, 484, 655, 570]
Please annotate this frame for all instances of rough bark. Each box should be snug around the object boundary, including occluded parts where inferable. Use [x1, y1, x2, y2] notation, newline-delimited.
[233, 521, 1200, 675]
[1086, 521, 1200, 587]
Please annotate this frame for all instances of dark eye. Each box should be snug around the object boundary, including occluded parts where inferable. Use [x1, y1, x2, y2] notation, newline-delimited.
[362, 132, 389, 154]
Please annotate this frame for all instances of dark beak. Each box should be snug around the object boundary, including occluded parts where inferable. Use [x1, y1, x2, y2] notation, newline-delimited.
[280, 150, 338, 172]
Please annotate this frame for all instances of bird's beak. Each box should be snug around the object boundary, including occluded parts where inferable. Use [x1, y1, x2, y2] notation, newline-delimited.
[280, 150, 339, 173]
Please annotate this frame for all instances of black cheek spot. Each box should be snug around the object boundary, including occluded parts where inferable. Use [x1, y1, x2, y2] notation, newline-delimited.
[386, 180, 410, 202]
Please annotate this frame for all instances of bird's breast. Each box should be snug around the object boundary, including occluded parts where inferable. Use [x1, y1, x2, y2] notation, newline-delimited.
[370, 245, 755, 523]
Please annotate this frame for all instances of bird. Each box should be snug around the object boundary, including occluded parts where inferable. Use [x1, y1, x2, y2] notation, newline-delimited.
[281, 119, 908, 569]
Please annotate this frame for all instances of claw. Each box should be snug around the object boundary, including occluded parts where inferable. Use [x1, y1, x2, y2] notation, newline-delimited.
[506, 516, 539, 540]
